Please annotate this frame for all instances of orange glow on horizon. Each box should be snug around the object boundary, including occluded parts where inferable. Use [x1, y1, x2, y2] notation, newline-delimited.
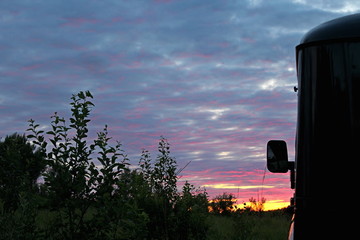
[234, 199, 290, 211]
[261, 200, 290, 211]
[202, 183, 274, 190]
[208, 197, 290, 212]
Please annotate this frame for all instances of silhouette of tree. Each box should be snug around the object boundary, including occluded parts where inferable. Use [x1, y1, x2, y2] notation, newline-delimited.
[209, 193, 236, 216]
[0, 133, 45, 212]
[0, 91, 214, 239]
[26, 91, 148, 239]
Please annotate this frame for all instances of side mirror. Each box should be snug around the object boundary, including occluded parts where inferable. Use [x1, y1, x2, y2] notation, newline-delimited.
[267, 140, 289, 173]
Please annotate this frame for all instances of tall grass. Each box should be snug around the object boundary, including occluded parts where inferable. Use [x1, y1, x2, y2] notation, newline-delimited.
[1, 201, 291, 240]
[206, 210, 291, 240]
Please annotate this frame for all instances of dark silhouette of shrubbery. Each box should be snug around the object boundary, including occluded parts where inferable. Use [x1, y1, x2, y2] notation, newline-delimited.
[0, 91, 290, 240]
[0, 91, 208, 240]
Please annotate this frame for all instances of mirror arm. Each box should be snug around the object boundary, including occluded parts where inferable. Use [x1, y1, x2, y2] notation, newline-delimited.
[289, 161, 295, 189]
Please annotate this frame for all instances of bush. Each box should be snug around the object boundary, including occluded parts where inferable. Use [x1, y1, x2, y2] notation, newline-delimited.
[0, 91, 291, 239]
[209, 193, 236, 216]
[0, 91, 210, 239]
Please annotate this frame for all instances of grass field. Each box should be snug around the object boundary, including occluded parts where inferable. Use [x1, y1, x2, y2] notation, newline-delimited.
[1, 198, 292, 240]
[206, 210, 291, 240]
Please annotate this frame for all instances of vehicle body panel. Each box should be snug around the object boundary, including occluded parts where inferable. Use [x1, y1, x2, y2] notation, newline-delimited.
[268, 13, 360, 239]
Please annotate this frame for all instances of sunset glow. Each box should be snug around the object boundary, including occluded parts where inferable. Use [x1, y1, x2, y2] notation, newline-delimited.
[234, 199, 290, 211]
[0, 0, 354, 210]
[262, 200, 291, 211]
[203, 183, 274, 190]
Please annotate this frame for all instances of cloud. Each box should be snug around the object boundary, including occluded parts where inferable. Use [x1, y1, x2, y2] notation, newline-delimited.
[1, 0, 356, 205]
[292, 0, 360, 13]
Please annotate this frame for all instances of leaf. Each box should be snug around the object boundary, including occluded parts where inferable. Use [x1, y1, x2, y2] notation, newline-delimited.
[78, 91, 85, 99]
[27, 134, 36, 139]
[46, 131, 56, 136]
[85, 101, 95, 106]
[50, 139, 57, 147]
[85, 90, 93, 98]
[41, 142, 47, 149]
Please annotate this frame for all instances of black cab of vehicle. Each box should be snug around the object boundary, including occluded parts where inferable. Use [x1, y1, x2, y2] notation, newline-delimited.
[267, 13, 360, 239]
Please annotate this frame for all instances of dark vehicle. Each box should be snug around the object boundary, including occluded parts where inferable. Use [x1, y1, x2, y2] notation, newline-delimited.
[267, 14, 360, 239]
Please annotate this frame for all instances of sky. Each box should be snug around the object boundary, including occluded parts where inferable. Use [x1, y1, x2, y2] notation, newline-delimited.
[1, 0, 358, 210]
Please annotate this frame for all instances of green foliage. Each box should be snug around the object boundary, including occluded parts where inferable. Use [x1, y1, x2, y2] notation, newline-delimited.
[0, 91, 291, 239]
[0, 91, 211, 239]
[174, 181, 209, 240]
[206, 210, 291, 240]
[153, 137, 178, 201]
[0, 133, 46, 212]
[27, 92, 97, 239]
[25, 91, 141, 239]
[209, 193, 237, 216]
[0, 192, 40, 240]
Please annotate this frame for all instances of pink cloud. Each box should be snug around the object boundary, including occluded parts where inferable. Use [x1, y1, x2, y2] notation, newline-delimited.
[177, 165, 293, 206]
[21, 64, 43, 71]
[61, 17, 100, 27]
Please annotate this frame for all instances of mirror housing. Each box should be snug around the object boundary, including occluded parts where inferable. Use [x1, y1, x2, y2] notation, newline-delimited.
[267, 140, 289, 173]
